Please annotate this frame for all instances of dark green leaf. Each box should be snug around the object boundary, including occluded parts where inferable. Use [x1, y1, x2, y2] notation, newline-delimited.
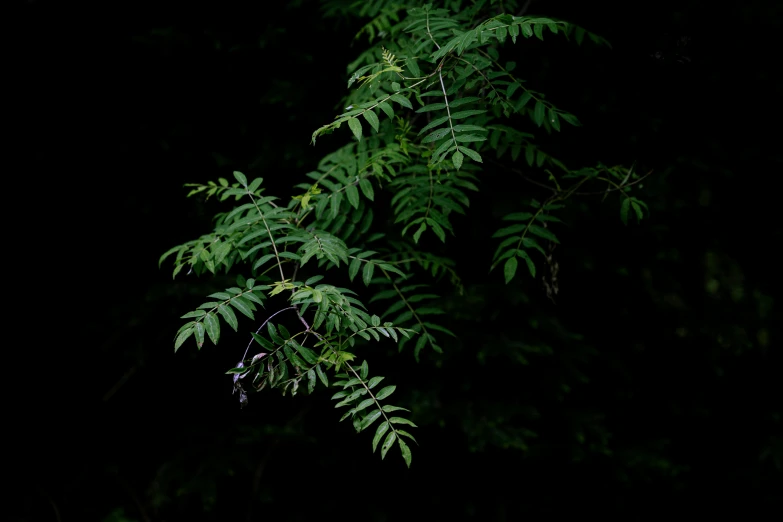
[416, 103, 447, 113]
[533, 101, 546, 126]
[528, 224, 559, 243]
[461, 147, 483, 163]
[362, 262, 375, 286]
[451, 109, 487, 119]
[504, 257, 518, 284]
[620, 198, 630, 225]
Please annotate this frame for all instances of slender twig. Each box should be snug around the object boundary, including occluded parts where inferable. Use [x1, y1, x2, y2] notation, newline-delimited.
[517, 0, 534, 17]
[102, 366, 137, 402]
[241, 307, 297, 362]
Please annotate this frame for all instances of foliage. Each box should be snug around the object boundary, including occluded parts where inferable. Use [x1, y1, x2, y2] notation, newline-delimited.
[160, 0, 650, 467]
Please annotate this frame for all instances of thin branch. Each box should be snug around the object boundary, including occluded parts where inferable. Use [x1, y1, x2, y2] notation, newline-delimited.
[517, 0, 534, 17]
[241, 307, 297, 362]
[102, 366, 137, 402]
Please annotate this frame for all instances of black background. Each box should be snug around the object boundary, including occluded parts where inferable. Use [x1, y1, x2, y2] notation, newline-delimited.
[12, 0, 781, 520]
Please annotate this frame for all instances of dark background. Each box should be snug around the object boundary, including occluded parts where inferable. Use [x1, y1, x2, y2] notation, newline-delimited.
[13, 0, 781, 520]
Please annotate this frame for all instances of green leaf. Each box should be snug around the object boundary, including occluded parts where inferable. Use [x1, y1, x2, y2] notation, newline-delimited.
[346, 184, 360, 209]
[378, 101, 394, 119]
[503, 212, 534, 221]
[359, 409, 383, 432]
[515, 91, 533, 112]
[373, 421, 390, 452]
[528, 225, 559, 243]
[174, 327, 194, 352]
[347, 118, 362, 140]
[354, 398, 375, 414]
[194, 322, 205, 348]
[389, 93, 412, 109]
[348, 257, 362, 281]
[416, 103, 447, 113]
[559, 112, 581, 126]
[460, 147, 483, 163]
[519, 249, 536, 277]
[203, 313, 220, 345]
[455, 134, 486, 143]
[381, 404, 410, 413]
[217, 304, 238, 331]
[359, 178, 374, 201]
[452, 151, 464, 170]
[229, 296, 255, 319]
[620, 198, 631, 225]
[330, 190, 342, 219]
[504, 256, 518, 284]
[381, 432, 396, 460]
[421, 127, 452, 144]
[418, 115, 449, 135]
[316, 364, 329, 387]
[233, 171, 247, 186]
[548, 109, 561, 131]
[492, 224, 526, 238]
[363, 110, 380, 132]
[362, 262, 375, 286]
[533, 101, 546, 126]
[398, 438, 412, 468]
[631, 200, 644, 221]
[360, 360, 369, 379]
[367, 376, 385, 389]
[449, 97, 480, 108]
[525, 144, 535, 166]
[451, 109, 487, 119]
[251, 332, 273, 350]
[412, 222, 427, 243]
[375, 385, 396, 400]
